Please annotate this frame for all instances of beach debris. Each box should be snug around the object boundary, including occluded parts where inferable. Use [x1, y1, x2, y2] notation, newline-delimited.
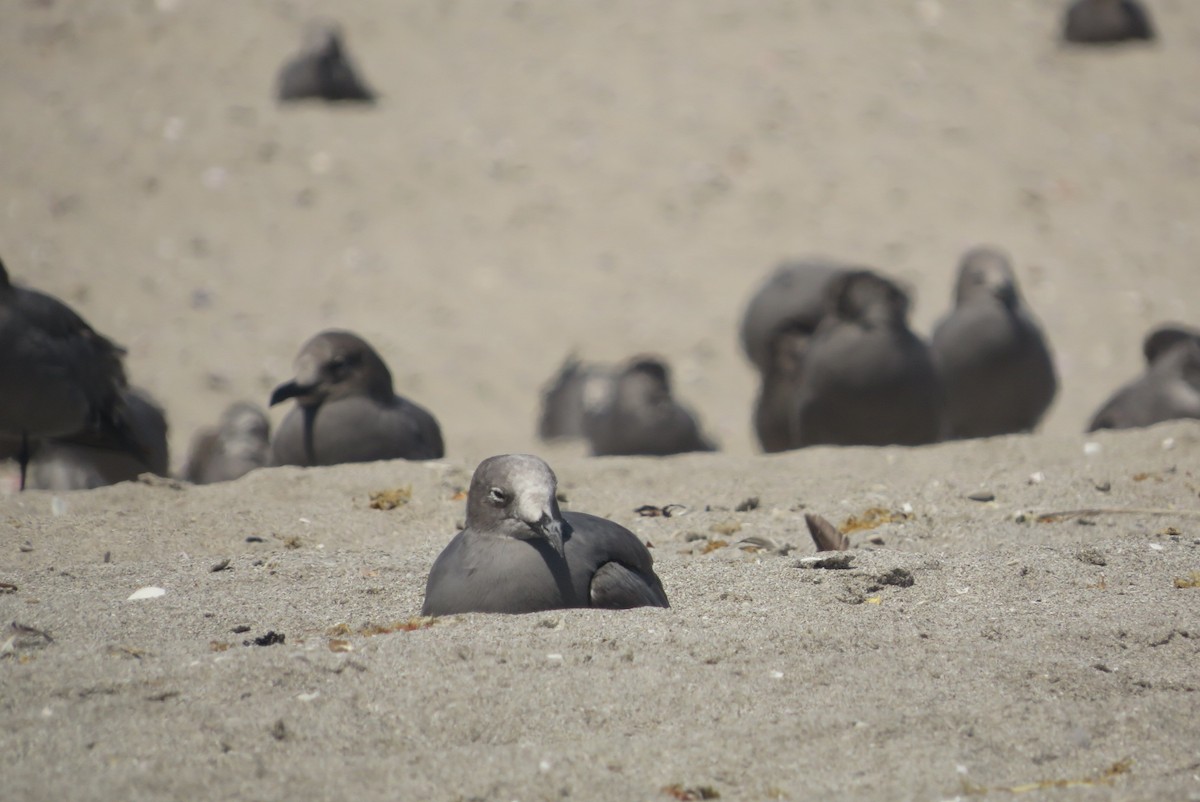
[105, 644, 150, 659]
[701, 539, 728, 554]
[1083, 442, 1102, 456]
[9, 621, 54, 646]
[209, 558, 232, 572]
[967, 490, 995, 502]
[840, 507, 911, 534]
[146, 690, 180, 702]
[274, 533, 302, 549]
[1028, 472, 1045, 484]
[328, 639, 353, 653]
[127, 586, 166, 601]
[710, 521, 741, 536]
[137, 474, 184, 490]
[1036, 507, 1200, 523]
[19, 542, 33, 553]
[635, 503, 688, 518]
[369, 486, 412, 510]
[734, 535, 795, 555]
[246, 536, 265, 543]
[244, 631, 285, 647]
[873, 567, 914, 588]
[270, 719, 287, 741]
[210, 641, 231, 652]
[1093, 480, 1111, 492]
[326, 618, 435, 638]
[958, 757, 1131, 795]
[0, 582, 16, 594]
[805, 513, 849, 552]
[734, 497, 760, 512]
[1174, 572, 1200, 589]
[1076, 547, 1107, 566]
[796, 553, 855, 570]
[662, 784, 720, 800]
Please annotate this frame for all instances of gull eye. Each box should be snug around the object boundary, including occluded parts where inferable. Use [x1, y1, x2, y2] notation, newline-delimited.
[487, 487, 507, 505]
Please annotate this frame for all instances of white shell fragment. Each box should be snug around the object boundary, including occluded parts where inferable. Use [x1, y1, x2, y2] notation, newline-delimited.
[127, 586, 167, 601]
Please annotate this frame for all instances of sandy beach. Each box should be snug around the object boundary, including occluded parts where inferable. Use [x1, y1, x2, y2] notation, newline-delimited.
[2, 1, 1199, 799]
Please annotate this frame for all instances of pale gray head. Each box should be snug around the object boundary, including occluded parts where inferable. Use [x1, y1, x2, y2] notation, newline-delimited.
[1142, 323, 1200, 365]
[218, 401, 270, 444]
[955, 247, 1019, 309]
[466, 454, 565, 557]
[269, 329, 394, 408]
[300, 19, 344, 58]
[614, 356, 673, 408]
[828, 269, 910, 328]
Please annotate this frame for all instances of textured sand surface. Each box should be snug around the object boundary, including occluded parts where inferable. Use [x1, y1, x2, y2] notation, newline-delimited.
[2, 1, 1200, 800]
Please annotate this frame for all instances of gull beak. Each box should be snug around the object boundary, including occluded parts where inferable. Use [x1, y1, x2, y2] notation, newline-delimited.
[532, 513, 565, 559]
[270, 380, 311, 406]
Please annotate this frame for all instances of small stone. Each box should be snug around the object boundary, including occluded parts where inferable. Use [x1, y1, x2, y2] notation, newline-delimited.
[1076, 547, 1107, 566]
[1093, 480, 1111, 492]
[967, 491, 995, 503]
[796, 553, 855, 570]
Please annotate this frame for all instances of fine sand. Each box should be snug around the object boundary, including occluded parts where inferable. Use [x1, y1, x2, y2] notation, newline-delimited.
[2, 1, 1200, 800]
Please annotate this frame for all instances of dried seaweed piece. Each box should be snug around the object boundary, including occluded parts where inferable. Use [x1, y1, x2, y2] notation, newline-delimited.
[1174, 572, 1200, 589]
[700, 539, 728, 554]
[273, 533, 302, 549]
[961, 758, 1132, 795]
[662, 785, 720, 800]
[1036, 507, 1200, 523]
[369, 486, 412, 510]
[839, 507, 911, 534]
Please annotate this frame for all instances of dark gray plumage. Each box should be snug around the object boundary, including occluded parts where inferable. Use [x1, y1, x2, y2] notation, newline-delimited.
[739, 259, 848, 375]
[752, 324, 812, 453]
[182, 401, 271, 484]
[795, 270, 943, 447]
[536, 354, 615, 441]
[269, 330, 444, 467]
[0, 257, 142, 489]
[582, 356, 716, 456]
[1063, 0, 1155, 44]
[741, 259, 849, 452]
[276, 20, 376, 103]
[1087, 324, 1200, 431]
[931, 247, 1058, 439]
[21, 387, 168, 491]
[422, 454, 669, 616]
